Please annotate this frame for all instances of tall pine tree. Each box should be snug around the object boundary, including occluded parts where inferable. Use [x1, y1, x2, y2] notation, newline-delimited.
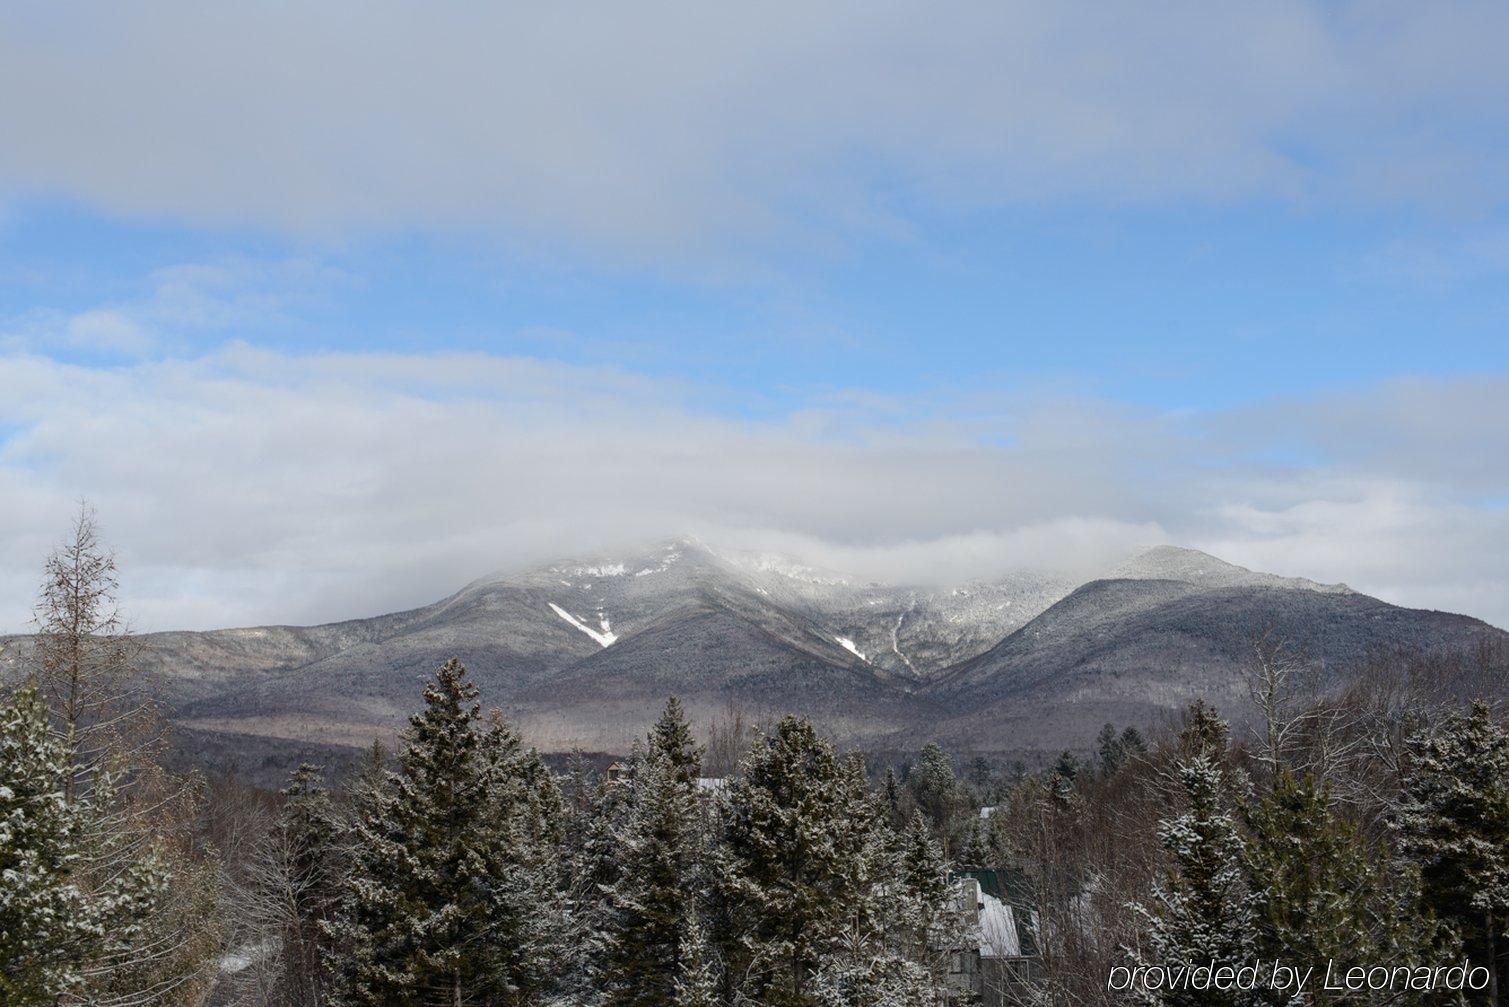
[1395, 701, 1509, 1005]
[1246, 768, 1442, 1006]
[0, 683, 97, 1007]
[720, 716, 854, 1006]
[329, 658, 565, 1006]
[1130, 754, 1256, 1007]
[599, 697, 708, 1007]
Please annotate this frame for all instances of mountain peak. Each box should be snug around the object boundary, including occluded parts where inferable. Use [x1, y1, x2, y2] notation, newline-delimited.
[1109, 545, 1352, 594]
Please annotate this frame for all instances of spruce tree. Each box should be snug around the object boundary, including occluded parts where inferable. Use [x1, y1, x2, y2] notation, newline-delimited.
[894, 810, 957, 994]
[883, 767, 904, 828]
[1120, 726, 1148, 760]
[475, 711, 570, 1002]
[0, 683, 96, 1006]
[1098, 723, 1124, 776]
[815, 772, 939, 1007]
[1130, 754, 1256, 1007]
[909, 742, 962, 837]
[720, 716, 854, 1006]
[1395, 701, 1509, 1004]
[1246, 769, 1441, 1005]
[1178, 700, 1230, 760]
[673, 902, 719, 1007]
[650, 695, 702, 786]
[810, 953, 935, 1007]
[599, 698, 706, 1007]
[330, 658, 564, 1006]
[280, 764, 343, 1005]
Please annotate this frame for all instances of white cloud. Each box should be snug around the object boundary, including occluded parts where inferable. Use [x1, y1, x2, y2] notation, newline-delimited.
[0, 2, 1505, 260]
[62, 309, 155, 355]
[2, 257, 351, 358]
[0, 343, 1504, 633]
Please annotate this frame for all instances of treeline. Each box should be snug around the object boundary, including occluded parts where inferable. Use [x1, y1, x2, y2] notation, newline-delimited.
[960, 640, 1509, 1006]
[211, 661, 961, 1006]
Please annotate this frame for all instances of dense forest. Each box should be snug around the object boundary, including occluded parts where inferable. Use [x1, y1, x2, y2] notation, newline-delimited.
[4, 513, 1509, 1006]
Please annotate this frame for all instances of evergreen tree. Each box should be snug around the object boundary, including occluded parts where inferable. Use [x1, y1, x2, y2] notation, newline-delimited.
[883, 767, 904, 828]
[475, 711, 570, 1002]
[1247, 769, 1442, 1005]
[673, 902, 718, 1007]
[281, 764, 343, 1005]
[1053, 750, 1079, 785]
[329, 658, 564, 1006]
[720, 716, 856, 1006]
[894, 810, 957, 994]
[650, 695, 702, 787]
[1395, 701, 1509, 1004]
[1130, 754, 1256, 1007]
[816, 777, 942, 1007]
[235, 764, 344, 1006]
[909, 743, 962, 836]
[1050, 751, 1080, 805]
[967, 756, 993, 791]
[1120, 726, 1148, 760]
[810, 953, 935, 1007]
[961, 806, 1013, 871]
[0, 683, 96, 1006]
[1097, 723, 1124, 776]
[1178, 700, 1230, 760]
[600, 698, 707, 1007]
[831, 755, 898, 965]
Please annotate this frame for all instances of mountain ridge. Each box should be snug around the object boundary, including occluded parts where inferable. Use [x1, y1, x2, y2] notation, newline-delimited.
[1, 539, 1501, 756]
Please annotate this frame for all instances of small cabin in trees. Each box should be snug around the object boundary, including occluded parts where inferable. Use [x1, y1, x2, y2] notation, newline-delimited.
[947, 869, 1039, 1006]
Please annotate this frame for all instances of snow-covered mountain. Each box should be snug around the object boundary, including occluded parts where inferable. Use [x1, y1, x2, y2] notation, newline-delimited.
[1, 539, 1499, 761]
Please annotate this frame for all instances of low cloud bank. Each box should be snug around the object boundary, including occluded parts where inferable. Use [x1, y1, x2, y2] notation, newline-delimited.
[1, 347, 1504, 632]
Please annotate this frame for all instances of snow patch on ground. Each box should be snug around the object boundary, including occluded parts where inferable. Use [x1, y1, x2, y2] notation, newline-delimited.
[834, 636, 867, 662]
[634, 548, 683, 577]
[566, 563, 627, 578]
[218, 938, 276, 975]
[549, 603, 618, 647]
[890, 610, 918, 676]
[721, 549, 852, 586]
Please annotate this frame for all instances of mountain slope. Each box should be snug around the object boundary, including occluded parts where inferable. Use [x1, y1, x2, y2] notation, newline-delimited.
[159, 539, 934, 748]
[919, 576, 1504, 750]
[2, 541, 1501, 757]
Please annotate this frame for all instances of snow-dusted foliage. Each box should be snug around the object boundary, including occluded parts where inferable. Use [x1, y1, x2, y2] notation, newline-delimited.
[717, 716, 955, 1007]
[811, 951, 936, 1007]
[327, 659, 567, 1006]
[0, 681, 188, 1007]
[1245, 768, 1442, 998]
[1394, 701, 1509, 996]
[598, 698, 710, 1007]
[0, 683, 96, 1006]
[1128, 754, 1256, 1007]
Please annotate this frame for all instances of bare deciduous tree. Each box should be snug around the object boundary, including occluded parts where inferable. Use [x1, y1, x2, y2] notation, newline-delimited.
[28, 503, 222, 1006]
[32, 502, 160, 796]
[1244, 628, 1360, 794]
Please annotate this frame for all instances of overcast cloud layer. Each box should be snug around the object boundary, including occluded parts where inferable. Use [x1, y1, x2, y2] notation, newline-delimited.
[1, 341, 1505, 633]
[2, 2, 1508, 259]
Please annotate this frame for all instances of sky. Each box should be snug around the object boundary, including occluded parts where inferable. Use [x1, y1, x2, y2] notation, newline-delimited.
[1, 1, 1507, 632]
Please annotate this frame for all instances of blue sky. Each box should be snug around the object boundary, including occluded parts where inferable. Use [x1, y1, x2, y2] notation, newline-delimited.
[1, 1, 1506, 630]
[7, 194, 1508, 415]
